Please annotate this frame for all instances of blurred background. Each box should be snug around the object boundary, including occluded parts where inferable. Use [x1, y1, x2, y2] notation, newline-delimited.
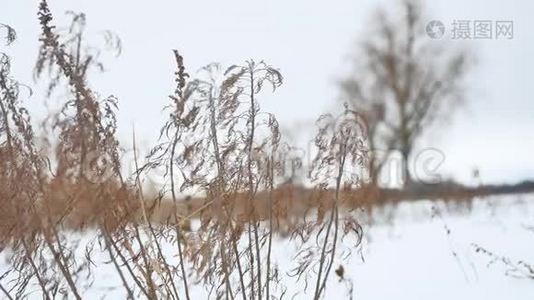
[2, 1, 534, 299]
[3, 0, 533, 185]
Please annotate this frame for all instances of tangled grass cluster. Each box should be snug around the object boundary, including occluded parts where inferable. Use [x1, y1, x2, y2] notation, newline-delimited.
[0, 1, 370, 299]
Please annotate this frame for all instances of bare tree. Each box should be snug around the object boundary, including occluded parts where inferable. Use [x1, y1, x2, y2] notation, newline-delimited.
[339, 0, 471, 185]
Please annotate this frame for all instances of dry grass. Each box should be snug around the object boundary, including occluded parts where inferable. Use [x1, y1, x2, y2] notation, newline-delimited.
[1, 1, 513, 297]
[0, 2, 370, 299]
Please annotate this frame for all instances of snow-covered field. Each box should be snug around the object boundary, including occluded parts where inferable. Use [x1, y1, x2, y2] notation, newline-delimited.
[2, 193, 533, 299]
[344, 194, 534, 300]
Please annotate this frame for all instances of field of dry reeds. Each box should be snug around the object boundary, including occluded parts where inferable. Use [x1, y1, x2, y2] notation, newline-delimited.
[0, 1, 370, 299]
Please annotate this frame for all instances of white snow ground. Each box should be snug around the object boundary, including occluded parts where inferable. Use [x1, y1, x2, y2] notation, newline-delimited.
[1, 193, 533, 299]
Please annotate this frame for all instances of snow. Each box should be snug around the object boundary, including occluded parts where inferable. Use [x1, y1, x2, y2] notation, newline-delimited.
[1, 193, 533, 299]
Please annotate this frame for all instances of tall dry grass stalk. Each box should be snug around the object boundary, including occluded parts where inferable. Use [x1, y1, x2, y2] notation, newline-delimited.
[1, 22, 53, 299]
[0, 2, 369, 299]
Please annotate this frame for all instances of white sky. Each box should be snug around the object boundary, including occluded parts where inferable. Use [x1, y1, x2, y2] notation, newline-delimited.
[2, 0, 534, 185]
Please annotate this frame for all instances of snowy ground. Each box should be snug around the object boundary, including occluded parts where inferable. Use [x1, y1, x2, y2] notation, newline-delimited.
[1, 193, 533, 299]
[343, 193, 534, 300]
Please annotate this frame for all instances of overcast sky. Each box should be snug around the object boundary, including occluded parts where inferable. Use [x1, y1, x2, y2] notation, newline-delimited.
[2, 0, 533, 185]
